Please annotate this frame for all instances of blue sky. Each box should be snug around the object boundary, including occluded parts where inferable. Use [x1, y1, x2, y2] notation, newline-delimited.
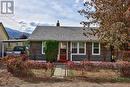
[0, 0, 86, 33]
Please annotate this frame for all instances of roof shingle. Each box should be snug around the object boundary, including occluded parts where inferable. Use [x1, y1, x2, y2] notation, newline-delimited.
[29, 26, 98, 41]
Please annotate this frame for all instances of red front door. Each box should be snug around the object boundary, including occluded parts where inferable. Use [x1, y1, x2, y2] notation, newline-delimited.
[59, 42, 67, 62]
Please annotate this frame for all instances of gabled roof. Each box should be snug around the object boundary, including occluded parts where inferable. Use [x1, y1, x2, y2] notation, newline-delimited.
[0, 23, 9, 40]
[29, 26, 98, 41]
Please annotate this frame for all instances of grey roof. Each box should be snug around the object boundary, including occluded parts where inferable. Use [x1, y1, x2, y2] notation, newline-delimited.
[29, 26, 99, 41]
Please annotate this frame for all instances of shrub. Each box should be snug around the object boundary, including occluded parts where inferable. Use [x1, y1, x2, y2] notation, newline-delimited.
[67, 61, 130, 77]
[2, 56, 55, 78]
[26, 60, 54, 70]
[2, 54, 28, 63]
[81, 61, 119, 70]
[45, 40, 59, 62]
[67, 61, 83, 70]
[117, 61, 130, 77]
[20, 54, 29, 61]
[2, 56, 17, 63]
[5, 56, 33, 77]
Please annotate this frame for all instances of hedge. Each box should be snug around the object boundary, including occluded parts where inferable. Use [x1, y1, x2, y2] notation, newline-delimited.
[67, 61, 130, 77]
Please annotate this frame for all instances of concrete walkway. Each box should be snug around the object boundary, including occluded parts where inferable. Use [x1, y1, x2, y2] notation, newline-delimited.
[53, 64, 66, 78]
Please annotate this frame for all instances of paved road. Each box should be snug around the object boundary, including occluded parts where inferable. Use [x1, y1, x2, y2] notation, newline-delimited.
[1, 82, 130, 87]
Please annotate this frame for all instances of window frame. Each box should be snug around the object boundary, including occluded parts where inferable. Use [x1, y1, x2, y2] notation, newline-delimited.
[71, 42, 86, 55]
[79, 42, 85, 54]
[42, 41, 46, 54]
[92, 42, 100, 55]
[71, 42, 78, 54]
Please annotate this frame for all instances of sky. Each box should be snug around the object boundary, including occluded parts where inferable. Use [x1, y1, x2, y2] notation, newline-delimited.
[0, 0, 87, 33]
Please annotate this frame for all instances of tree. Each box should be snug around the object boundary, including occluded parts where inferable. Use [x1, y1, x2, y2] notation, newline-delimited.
[79, 0, 129, 61]
[45, 40, 59, 62]
[124, 0, 130, 23]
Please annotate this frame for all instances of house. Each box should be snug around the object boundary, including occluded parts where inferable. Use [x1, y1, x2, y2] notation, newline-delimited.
[28, 22, 112, 62]
[0, 23, 29, 57]
[0, 23, 9, 57]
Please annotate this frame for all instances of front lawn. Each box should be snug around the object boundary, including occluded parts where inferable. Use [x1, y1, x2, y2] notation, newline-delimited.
[31, 69, 54, 77]
[66, 61, 130, 83]
[68, 69, 119, 79]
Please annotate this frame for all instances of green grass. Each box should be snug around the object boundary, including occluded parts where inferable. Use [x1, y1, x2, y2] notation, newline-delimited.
[68, 70, 75, 77]
[112, 77, 130, 83]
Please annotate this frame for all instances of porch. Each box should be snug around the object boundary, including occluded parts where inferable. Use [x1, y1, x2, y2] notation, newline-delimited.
[57, 41, 87, 62]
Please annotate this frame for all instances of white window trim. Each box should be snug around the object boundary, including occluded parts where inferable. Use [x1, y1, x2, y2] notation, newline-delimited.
[71, 42, 86, 55]
[92, 42, 101, 55]
[42, 41, 45, 54]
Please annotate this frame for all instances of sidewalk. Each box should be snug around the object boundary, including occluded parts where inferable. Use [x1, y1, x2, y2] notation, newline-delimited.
[53, 64, 66, 78]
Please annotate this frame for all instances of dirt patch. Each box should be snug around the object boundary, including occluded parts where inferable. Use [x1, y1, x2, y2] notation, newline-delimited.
[0, 69, 25, 86]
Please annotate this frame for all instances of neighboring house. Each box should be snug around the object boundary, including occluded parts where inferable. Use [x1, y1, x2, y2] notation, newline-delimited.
[0, 23, 28, 57]
[0, 23, 9, 56]
[29, 24, 111, 62]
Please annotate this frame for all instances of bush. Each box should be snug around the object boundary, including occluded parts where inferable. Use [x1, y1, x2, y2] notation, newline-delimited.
[45, 40, 59, 62]
[81, 61, 119, 70]
[67, 61, 119, 71]
[117, 61, 130, 77]
[2, 56, 55, 78]
[67, 61, 130, 77]
[26, 60, 54, 69]
[2, 54, 28, 63]
[4, 56, 33, 77]
[67, 61, 83, 71]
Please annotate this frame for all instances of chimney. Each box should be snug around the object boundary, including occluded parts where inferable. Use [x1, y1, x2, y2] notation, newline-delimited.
[56, 20, 60, 26]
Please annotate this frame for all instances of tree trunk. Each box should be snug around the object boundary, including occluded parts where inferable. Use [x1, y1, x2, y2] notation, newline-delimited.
[110, 45, 115, 62]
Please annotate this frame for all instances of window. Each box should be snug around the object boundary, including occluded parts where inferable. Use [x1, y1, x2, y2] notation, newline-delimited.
[92, 42, 100, 55]
[79, 42, 85, 53]
[71, 42, 86, 54]
[72, 42, 77, 53]
[42, 41, 46, 54]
